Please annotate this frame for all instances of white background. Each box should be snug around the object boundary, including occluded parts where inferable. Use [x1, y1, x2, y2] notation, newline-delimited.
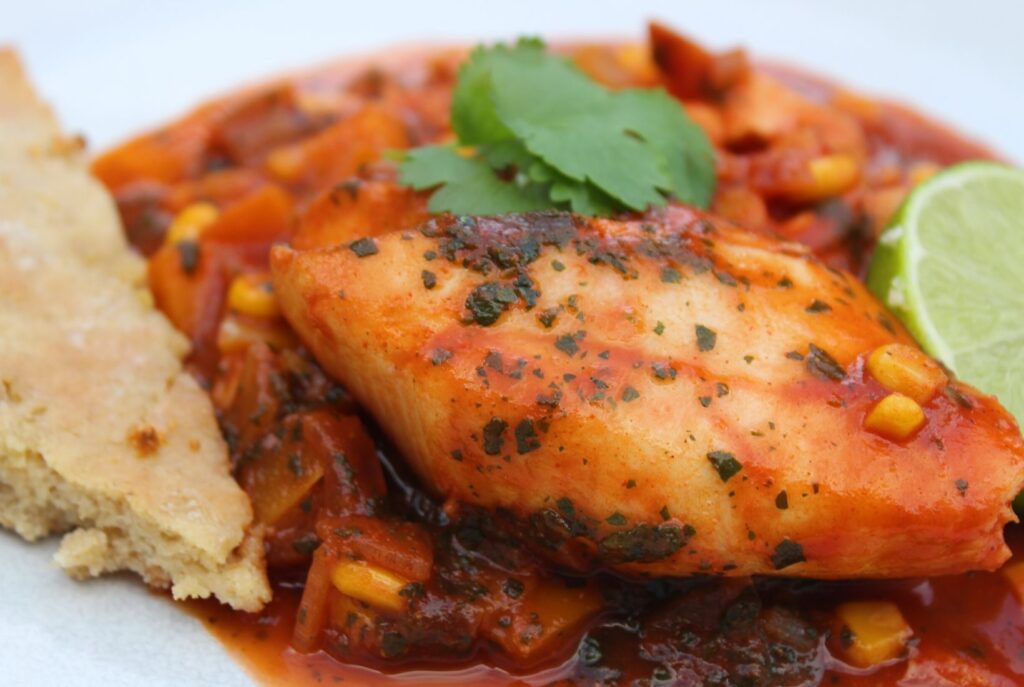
[1, 1, 1022, 685]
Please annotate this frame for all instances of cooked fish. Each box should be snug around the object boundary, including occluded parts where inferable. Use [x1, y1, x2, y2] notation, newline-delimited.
[0, 49, 269, 610]
[272, 207, 1024, 578]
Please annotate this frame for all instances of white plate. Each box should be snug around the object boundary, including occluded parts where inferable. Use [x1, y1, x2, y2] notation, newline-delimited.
[2, 1, 1022, 685]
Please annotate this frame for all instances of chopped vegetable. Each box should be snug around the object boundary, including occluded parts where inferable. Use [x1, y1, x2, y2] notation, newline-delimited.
[835, 601, 912, 668]
[227, 272, 280, 318]
[331, 559, 411, 612]
[165, 201, 219, 244]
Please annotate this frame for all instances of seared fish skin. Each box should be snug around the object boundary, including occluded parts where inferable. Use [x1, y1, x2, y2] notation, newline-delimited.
[272, 208, 1024, 578]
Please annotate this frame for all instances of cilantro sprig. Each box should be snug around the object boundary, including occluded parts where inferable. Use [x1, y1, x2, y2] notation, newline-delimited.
[398, 39, 715, 217]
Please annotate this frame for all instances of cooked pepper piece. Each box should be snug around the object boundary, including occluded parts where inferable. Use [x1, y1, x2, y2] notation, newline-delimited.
[835, 601, 912, 668]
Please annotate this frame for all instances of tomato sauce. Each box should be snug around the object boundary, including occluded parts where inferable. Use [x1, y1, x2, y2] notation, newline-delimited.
[192, 530, 1024, 686]
[96, 22, 1020, 687]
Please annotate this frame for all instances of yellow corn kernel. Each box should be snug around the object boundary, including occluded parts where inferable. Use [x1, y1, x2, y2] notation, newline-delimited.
[227, 273, 280, 318]
[864, 393, 926, 440]
[806, 154, 861, 200]
[165, 202, 219, 244]
[1001, 560, 1024, 602]
[867, 343, 947, 403]
[330, 560, 409, 612]
[836, 601, 912, 668]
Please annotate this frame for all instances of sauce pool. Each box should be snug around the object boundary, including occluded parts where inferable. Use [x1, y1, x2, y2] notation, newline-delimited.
[191, 526, 1024, 686]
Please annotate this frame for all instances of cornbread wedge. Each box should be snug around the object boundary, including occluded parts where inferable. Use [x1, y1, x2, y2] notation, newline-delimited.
[0, 49, 269, 611]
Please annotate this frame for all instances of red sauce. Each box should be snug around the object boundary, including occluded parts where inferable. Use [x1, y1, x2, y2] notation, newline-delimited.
[98, 22, 1021, 687]
[194, 529, 1024, 685]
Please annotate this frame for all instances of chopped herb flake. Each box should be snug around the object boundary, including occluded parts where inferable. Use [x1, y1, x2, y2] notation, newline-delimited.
[806, 344, 845, 381]
[430, 348, 453, 365]
[176, 240, 200, 274]
[482, 417, 508, 455]
[771, 539, 806, 570]
[466, 282, 517, 326]
[695, 324, 717, 352]
[606, 512, 627, 526]
[651, 362, 677, 381]
[349, 237, 379, 257]
[554, 334, 579, 357]
[514, 419, 541, 454]
[661, 266, 682, 284]
[598, 523, 691, 563]
[707, 450, 742, 482]
[806, 299, 832, 313]
[421, 269, 437, 289]
[537, 307, 559, 328]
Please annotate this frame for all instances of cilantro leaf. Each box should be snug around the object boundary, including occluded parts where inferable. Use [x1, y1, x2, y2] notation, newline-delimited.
[485, 52, 669, 210]
[398, 39, 716, 216]
[399, 145, 548, 214]
[607, 88, 716, 206]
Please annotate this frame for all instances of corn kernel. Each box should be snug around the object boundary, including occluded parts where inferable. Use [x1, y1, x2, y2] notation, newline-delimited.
[836, 601, 912, 668]
[330, 560, 409, 612]
[864, 393, 926, 440]
[165, 202, 218, 244]
[806, 154, 860, 199]
[867, 343, 947, 403]
[227, 273, 280, 318]
[1002, 560, 1024, 602]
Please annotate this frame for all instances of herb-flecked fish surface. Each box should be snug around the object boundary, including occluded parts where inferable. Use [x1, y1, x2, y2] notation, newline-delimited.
[272, 207, 1024, 578]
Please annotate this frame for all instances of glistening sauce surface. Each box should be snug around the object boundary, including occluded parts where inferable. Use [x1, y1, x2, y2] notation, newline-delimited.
[194, 528, 1024, 686]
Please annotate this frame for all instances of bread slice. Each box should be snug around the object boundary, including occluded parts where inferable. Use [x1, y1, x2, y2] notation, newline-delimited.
[0, 49, 270, 612]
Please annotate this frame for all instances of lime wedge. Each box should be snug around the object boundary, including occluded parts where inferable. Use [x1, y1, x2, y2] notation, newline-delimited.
[867, 161, 1024, 425]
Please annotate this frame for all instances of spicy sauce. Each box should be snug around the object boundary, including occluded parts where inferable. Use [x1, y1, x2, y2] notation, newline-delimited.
[98, 24, 1019, 687]
[193, 529, 1024, 686]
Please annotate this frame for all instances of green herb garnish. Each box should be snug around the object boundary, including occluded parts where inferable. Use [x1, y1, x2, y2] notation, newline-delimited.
[707, 450, 742, 482]
[399, 39, 715, 216]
